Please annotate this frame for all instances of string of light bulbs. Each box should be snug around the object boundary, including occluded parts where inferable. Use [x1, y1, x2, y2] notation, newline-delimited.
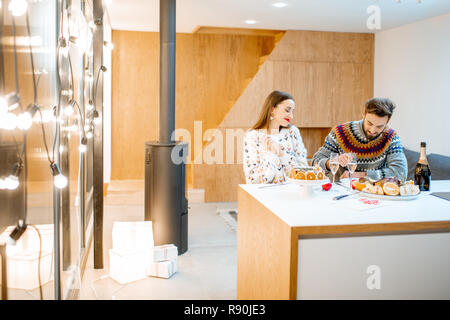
[1, 1, 97, 191]
[1, 0, 113, 194]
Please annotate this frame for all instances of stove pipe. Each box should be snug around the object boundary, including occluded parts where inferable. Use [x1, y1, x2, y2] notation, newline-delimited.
[159, 0, 176, 144]
[145, 0, 188, 255]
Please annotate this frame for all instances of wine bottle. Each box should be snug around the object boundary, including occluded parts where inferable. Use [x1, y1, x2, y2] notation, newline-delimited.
[414, 142, 431, 191]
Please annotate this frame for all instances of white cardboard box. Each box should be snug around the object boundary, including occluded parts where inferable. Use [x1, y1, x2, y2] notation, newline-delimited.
[109, 249, 150, 284]
[112, 221, 154, 251]
[150, 244, 178, 262]
[1, 224, 54, 254]
[6, 251, 53, 290]
[147, 259, 177, 279]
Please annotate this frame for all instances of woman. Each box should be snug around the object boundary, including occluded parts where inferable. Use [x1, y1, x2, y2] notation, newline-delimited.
[243, 90, 308, 184]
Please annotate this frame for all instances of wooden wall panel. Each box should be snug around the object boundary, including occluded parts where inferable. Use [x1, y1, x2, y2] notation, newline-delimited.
[111, 29, 373, 202]
[192, 126, 246, 202]
[331, 63, 374, 124]
[195, 30, 374, 202]
[270, 30, 374, 64]
[111, 30, 276, 181]
[193, 163, 245, 202]
[111, 31, 160, 181]
[299, 128, 332, 159]
[220, 61, 274, 128]
[273, 61, 334, 127]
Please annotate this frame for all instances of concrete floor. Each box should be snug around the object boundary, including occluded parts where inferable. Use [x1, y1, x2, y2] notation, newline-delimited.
[78, 181, 238, 300]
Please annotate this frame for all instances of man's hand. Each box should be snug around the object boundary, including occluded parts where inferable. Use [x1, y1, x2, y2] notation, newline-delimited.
[338, 153, 352, 167]
[327, 153, 349, 170]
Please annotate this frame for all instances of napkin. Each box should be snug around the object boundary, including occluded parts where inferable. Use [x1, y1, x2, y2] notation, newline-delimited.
[331, 196, 390, 211]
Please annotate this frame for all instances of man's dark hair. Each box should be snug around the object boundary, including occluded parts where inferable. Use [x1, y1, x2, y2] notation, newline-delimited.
[364, 98, 396, 119]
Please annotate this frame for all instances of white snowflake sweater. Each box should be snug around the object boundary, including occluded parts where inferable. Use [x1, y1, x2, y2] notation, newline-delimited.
[243, 125, 308, 184]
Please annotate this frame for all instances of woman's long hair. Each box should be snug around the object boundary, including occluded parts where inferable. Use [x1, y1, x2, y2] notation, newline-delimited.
[251, 90, 294, 130]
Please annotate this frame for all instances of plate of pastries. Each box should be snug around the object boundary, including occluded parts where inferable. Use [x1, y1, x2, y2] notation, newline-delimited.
[352, 176, 420, 200]
[288, 165, 329, 185]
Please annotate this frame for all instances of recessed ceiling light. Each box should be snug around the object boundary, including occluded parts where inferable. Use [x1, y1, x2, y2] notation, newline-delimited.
[272, 2, 288, 8]
[245, 20, 257, 25]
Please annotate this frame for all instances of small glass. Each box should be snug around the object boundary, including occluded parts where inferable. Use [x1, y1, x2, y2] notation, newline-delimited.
[346, 153, 358, 189]
[329, 152, 339, 190]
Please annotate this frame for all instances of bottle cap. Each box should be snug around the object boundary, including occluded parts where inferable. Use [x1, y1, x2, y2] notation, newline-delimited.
[421, 142, 426, 147]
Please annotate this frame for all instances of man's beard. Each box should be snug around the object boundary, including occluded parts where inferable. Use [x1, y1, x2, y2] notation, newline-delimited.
[362, 120, 385, 140]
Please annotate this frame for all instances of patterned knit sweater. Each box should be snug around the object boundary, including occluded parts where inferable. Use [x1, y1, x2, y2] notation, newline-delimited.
[312, 120, 408, 181]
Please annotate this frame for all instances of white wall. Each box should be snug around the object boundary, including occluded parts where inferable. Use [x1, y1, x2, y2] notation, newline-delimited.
[374, 13, 450, 156]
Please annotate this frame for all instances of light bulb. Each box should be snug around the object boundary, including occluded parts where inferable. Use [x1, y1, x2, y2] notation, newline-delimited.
[78, 144, 87, 153]
[272, 2, 288, 8]
[60, 46, 69, 57]
[0, 92, 20, 112]
[88, 21, 96, 30]
[4, 163, 22, 190]
[103, 41, 114, 50]
[1, 112, 17, 130]
[86, 131, 93, 139]
[54, 174, 68, 189]
[78, 137, 88, 153]
[61, 89, 73, 97]
[93, 110, 101, 125]
[5, 175, 19, 190]
[51, 163, 68, 189]
[64, 100, 76, 116]
[0, 178, 6, 190]
[86, 101, 94, 111]
[17, 112, 33, 130]
[0, 97, 8, 114]
[8, 0, 28, 17]
[85, 74, 93, 82]
[64, 105, 74, 116]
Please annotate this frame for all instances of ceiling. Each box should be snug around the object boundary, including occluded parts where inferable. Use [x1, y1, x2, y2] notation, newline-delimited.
[107, 0, 450, 33]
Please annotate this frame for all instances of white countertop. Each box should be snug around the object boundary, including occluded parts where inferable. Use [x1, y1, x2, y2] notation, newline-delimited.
[239, 180, 450, 227]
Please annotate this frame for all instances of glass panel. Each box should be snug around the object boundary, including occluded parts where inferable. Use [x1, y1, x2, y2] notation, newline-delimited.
[0, 0, 96, 300]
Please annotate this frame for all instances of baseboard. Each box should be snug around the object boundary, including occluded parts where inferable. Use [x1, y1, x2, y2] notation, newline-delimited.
[187, 189, 205, 203]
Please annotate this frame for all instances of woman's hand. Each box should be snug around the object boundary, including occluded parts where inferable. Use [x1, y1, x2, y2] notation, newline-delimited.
[267, 138, 283, 157]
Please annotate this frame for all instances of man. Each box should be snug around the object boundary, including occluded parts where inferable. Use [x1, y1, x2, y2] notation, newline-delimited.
[312, 97, 407, 182]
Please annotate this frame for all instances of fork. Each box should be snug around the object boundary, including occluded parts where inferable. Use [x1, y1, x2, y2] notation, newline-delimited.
[333, 182, 362, 200]
[258, 182, 290, 189]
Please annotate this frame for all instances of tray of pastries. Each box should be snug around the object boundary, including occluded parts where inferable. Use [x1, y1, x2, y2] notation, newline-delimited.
[288, 165, 329, 185]
[352, 177, 420, 201]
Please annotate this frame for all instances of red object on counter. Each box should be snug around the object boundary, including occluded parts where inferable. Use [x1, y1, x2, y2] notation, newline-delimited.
[322, 183, 332, 191]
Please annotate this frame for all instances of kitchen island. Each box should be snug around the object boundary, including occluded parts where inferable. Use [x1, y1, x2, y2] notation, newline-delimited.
[237, 180, 450, 299]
